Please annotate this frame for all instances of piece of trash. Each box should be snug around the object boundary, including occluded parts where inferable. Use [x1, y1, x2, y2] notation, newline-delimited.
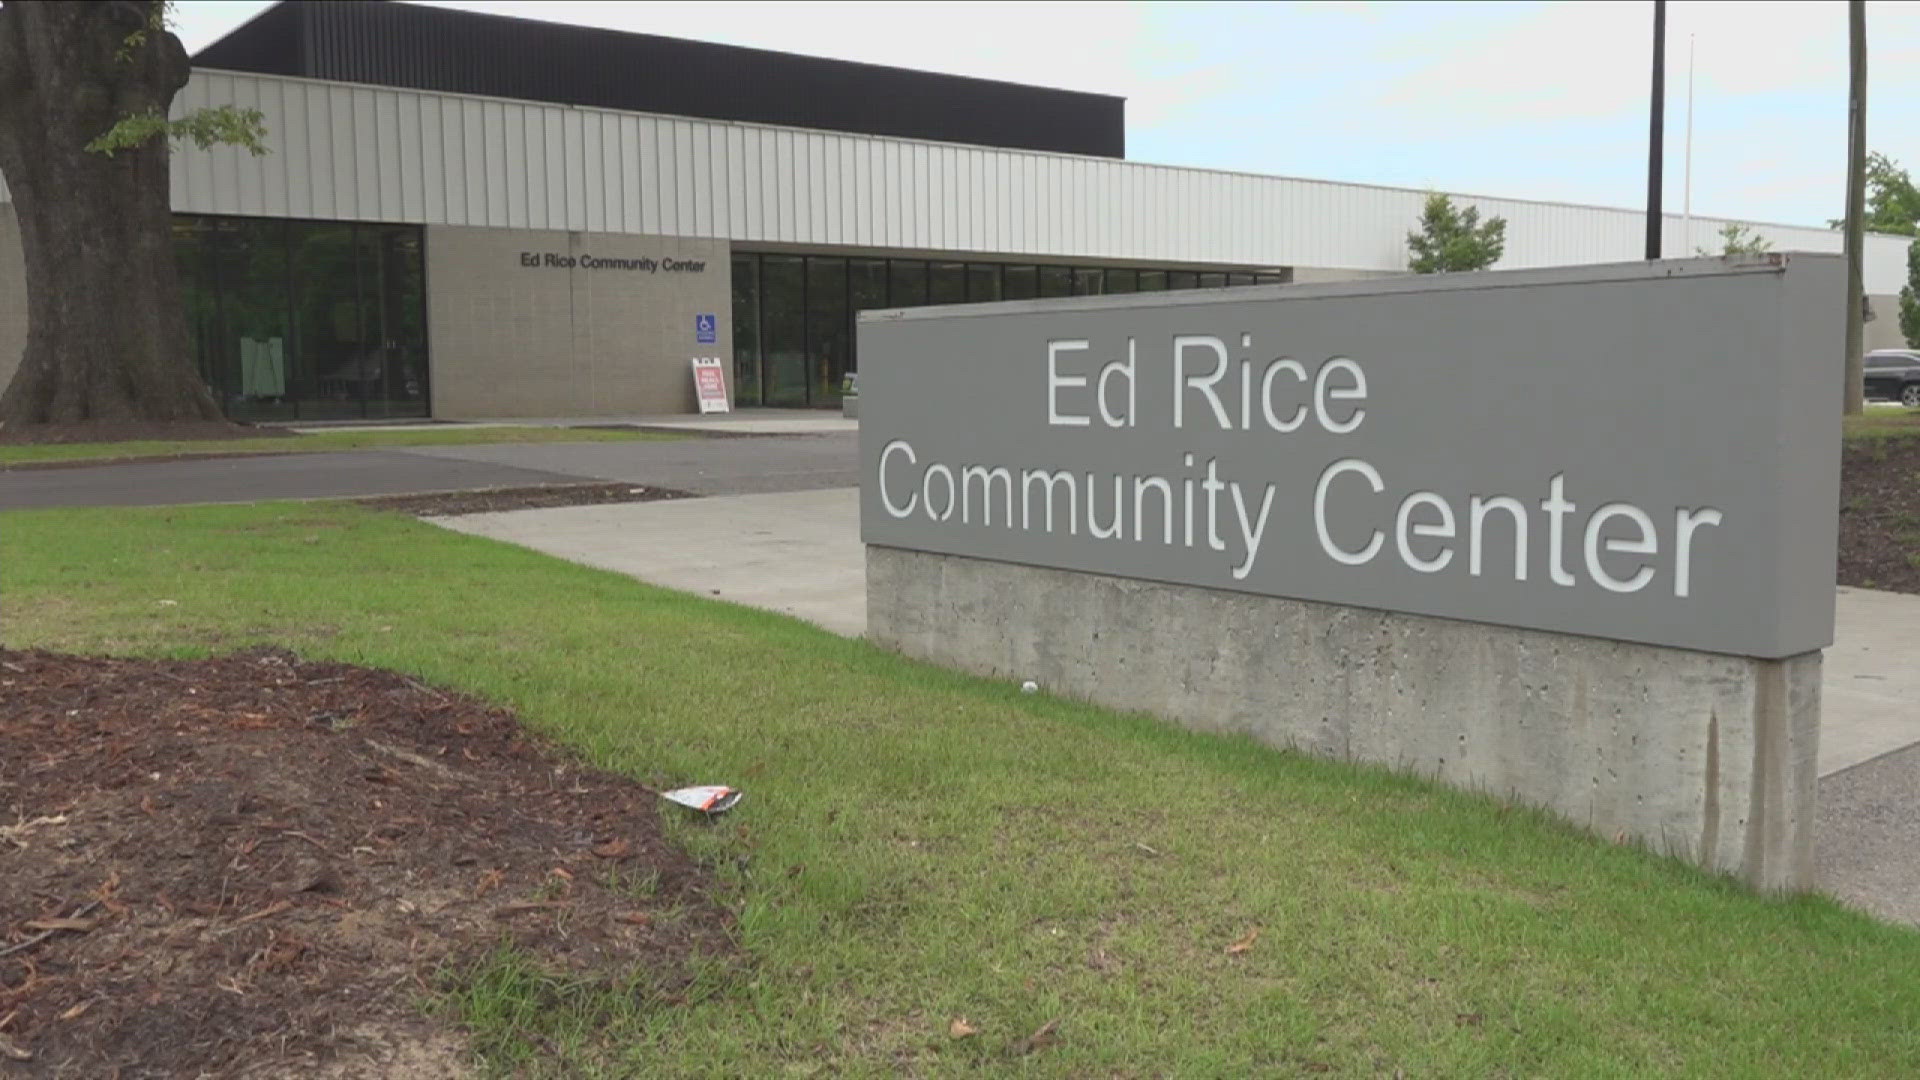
[1226, 927, 1260, 955]
[1020, 680, 1039, 694]
[661, 785, 742, 815]
[1012, 1017, 1061, 1056]
[948, 1017, 980, 1039]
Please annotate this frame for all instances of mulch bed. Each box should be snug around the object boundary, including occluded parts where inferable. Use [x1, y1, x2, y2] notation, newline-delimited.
[0, 649, 737, 1078]
[0, 421, 292, 446]
[1839, 438, 1920, 594]
[355, 483, 694, 517]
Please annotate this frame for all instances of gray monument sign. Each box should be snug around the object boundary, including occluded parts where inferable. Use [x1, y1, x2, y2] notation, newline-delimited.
[860, 256, 1840, 659]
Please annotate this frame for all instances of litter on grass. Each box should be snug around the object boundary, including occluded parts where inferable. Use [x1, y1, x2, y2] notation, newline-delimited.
[661, 785, 742, 815]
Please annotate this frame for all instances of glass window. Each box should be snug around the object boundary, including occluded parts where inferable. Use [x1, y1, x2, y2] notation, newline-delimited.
[1105, 269, 1138, 294]
[967, 263, 1002, 303]
[807, 256, 849, 404]
[1073, 268, 1104, 296]
[760, 254, 808, 407]
[1039, 265, 1073, 298]
[889, 260, 928, 307]
[1255, 273, 1289, 285]
[359, 225, 428, 419]
[930, 261, 967, 306]
[849, 258, 888, 375]
[172, 215, 431, 423]
[288, 221, 362, 420]
[1229, 272, 1256, 287]
[731, 254, 762, 407]
[1199, 272, 1229, 289]
[1137, 270, 1168, 292]
[1168, 271, 1199, 291]
[1004, 265, 1038, 301]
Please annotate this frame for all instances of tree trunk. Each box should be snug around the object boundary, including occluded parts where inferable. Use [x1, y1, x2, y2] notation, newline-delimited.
[0, 1, 222, 427]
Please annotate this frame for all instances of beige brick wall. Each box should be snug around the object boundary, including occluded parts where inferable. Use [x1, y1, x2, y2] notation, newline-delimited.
[426, 225, 730, 418]
[0, 206, 25, 395]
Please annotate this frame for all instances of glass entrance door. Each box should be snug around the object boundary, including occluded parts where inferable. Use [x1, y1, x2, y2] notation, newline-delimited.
[760, 255, 808, 406]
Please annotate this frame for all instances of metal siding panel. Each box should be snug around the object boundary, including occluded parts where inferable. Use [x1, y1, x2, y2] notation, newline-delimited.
[309, 87, 336, 217]
[543, 109, 566, 230]
[353, 89, 381, 218]
[759, 129, 780, 243]
[624, 116, 645, 235]
[504, 106, 527, 228]
[461, 100, 487, 227]
[564, 110, 587, 232]
[231, 77, 264, 214]
[483, 101, 508, 227]
[276, 80, 309, 216]
[397, 92, 423, 220]
[816, 133, 837, 243]
[885, 141, 902, 249]
[329, 86, 358, 219]
[604, 114, 626, 234]
[208, 75, 244, 214]
[915, 144, 932, 250]
[852, 139, 872, 247]
[637, 117, 660, 234]
[674, 121, 695, 236]
[503, 103, 526, 226]
[739, 126, 761, 240]
[438, 94, 466, 224]
[581, 110, 604, 232]
[376, 91, 403, 220]
[692, 122, 714, 237]
[929, 145, 946, 251]
[810, 133, 829, 245]
[419, 95, 444, 224]
[181, 76, 217, 213]
[778, 129, 799, 244]
[655, 119, 679, 235]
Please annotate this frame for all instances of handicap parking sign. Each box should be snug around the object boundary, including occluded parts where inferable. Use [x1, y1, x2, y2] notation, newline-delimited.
[695, 313, 717, 344]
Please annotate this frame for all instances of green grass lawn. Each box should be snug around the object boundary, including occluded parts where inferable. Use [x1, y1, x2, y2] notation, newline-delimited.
[0, 424, 680, 466]
[1844, 404, 1920, 440]
[4, 503, 1919, 1077]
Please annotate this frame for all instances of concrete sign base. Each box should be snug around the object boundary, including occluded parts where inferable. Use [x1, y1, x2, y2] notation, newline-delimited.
[867, 545, 1819, 890]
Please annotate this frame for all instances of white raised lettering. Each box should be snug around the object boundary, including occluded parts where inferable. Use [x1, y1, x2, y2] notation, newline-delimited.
[1315, 458, 1384, 566]
[1584, 503, 1658, 594]
[1048, 340, 1091, 427]
[879, 439, 918, 519]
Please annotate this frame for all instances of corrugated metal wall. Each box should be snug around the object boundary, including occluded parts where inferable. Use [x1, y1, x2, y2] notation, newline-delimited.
[0, 69, 1907, 291]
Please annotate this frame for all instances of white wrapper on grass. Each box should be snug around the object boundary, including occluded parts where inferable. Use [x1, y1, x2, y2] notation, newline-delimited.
[661, 785, 742, 814]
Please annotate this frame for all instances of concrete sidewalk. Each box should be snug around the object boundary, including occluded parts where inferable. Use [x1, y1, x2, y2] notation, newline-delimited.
[435, 488, 865, 635]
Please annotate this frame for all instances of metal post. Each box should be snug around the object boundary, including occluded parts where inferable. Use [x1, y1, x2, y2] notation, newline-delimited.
[1646, 0, 1667, 260]
[1843, 0, 1867, 415]
[1683, 33, 1695, 254]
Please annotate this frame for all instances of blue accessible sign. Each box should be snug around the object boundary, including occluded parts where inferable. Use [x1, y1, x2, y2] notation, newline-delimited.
[695, 313, 717, 344]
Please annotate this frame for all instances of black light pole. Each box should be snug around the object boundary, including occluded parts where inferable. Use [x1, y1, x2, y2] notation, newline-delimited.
[1646, 0, 1666, 259]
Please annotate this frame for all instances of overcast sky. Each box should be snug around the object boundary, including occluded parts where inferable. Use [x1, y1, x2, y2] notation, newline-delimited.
[172, 0, 1920, 230]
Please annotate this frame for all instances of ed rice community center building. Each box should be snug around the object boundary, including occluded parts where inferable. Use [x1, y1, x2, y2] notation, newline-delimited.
[0, 0, 1910, 421]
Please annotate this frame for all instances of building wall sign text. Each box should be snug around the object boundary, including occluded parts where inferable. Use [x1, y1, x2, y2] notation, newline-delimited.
[517, 252, 707, 273]
[857, 257, 1842, 658]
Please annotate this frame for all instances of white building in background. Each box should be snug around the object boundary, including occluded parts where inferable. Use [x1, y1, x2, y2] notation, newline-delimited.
[0, 0, 1905, 420]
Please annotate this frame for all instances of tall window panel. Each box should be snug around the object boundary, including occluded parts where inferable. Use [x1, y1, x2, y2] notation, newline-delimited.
[731, 254, 763, 407]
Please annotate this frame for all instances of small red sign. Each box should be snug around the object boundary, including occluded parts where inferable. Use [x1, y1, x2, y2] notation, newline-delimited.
[691, 357, 730, 414]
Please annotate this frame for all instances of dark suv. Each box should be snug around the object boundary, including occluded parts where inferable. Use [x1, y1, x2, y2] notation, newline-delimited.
[1864, 350, 1920, 408]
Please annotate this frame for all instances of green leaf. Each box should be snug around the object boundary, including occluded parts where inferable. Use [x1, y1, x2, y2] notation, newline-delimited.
[86, 106, 270, 158]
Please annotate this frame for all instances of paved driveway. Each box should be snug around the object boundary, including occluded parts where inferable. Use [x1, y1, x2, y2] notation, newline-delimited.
[0, 433, 858, 509]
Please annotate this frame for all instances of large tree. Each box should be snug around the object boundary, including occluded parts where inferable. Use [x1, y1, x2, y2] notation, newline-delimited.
[0, 1, 263, 427]
[1405, 193, 1507, 274]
